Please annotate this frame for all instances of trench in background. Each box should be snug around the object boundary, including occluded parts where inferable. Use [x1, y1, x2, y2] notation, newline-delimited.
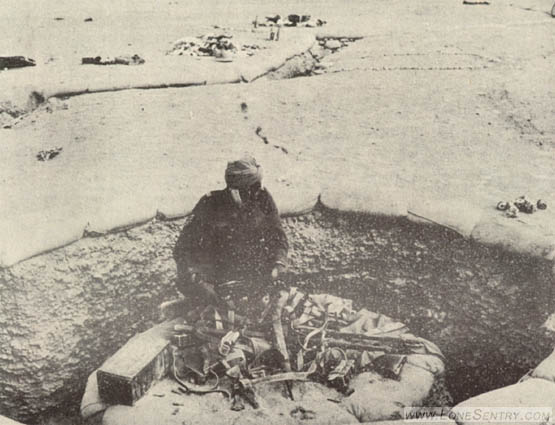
[260, 36, 360, 80]
[2, 36, 358, 131]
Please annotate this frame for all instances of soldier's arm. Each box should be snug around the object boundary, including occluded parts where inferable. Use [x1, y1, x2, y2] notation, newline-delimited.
[173, 194, 212, 275]
[260, 190, 289, 267]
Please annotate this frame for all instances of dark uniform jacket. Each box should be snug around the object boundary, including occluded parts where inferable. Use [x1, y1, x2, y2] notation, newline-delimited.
[173, 188, 288, 288]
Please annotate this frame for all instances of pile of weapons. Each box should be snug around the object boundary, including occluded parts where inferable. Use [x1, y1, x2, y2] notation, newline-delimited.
[168, 33, 250, 58]
[169, 288, 441, 410]
[81, 54, 145, 66]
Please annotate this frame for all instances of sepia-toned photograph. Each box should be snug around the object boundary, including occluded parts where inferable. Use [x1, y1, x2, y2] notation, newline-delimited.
[1, 0, 554, 424]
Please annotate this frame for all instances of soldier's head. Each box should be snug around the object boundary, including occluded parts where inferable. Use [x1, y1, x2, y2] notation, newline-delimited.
[225, 155, 263, 207]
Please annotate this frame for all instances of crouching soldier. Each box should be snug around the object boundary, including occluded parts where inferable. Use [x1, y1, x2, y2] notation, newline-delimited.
[173, 156, 289, 308]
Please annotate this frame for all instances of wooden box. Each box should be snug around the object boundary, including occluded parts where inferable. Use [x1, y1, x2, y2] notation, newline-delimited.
[97, 326, 172, 406]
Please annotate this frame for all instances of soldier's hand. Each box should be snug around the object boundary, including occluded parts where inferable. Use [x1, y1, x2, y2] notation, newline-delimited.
[271, 263, 286, 280]
[198, 280, 220, 305]
[188, 268, 204, 285]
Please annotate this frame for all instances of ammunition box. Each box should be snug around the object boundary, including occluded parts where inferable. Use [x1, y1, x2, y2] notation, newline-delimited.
[97, 326, 172, 406]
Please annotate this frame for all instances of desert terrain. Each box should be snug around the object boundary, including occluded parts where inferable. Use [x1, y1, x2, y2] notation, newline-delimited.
[1, 0, 555, 423]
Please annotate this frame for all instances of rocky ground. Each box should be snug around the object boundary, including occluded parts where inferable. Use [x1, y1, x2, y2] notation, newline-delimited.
[282, 208, 554, 403]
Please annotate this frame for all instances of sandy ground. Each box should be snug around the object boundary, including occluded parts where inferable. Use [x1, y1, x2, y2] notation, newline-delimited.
[1, 0, 555, 422]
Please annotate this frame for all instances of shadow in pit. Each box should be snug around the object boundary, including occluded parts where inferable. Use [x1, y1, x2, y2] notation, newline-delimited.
[278, 207, 555, 404]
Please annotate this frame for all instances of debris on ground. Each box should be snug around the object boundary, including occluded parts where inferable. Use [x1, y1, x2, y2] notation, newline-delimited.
[167, 33, 264, 59]
[81, 54, 145, 65]
[324, 39, 342, 51]
[36, 147, 63, 161]
[241, 44, 264, 56]
[463, 0, 490, 4]
[0, 101, 28, 128]
[255, 14, 326, 27]
[318, 37, 360, 53]
[0, 56, 36, 70]
[265, 15, 281, 25]
[167, 34, 235, 57]
[286, 15, 312, 27]
[164, 288, 444, 411]
[290, 405, 316, 420]
[84, 17, 93, 22]
[0, 112, 13, 128]
[496, 196, 547, 218]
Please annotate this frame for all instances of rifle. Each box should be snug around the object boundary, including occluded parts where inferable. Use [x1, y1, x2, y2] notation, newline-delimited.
[271, 290, 295, 399]
[291, 326, 434, 356]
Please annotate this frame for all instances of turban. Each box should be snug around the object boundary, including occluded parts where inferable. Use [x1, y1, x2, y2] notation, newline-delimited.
[225, 156, 263, 190]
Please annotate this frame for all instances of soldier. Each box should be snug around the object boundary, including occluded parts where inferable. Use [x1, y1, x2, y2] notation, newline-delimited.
[173, 156, 288, 307]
